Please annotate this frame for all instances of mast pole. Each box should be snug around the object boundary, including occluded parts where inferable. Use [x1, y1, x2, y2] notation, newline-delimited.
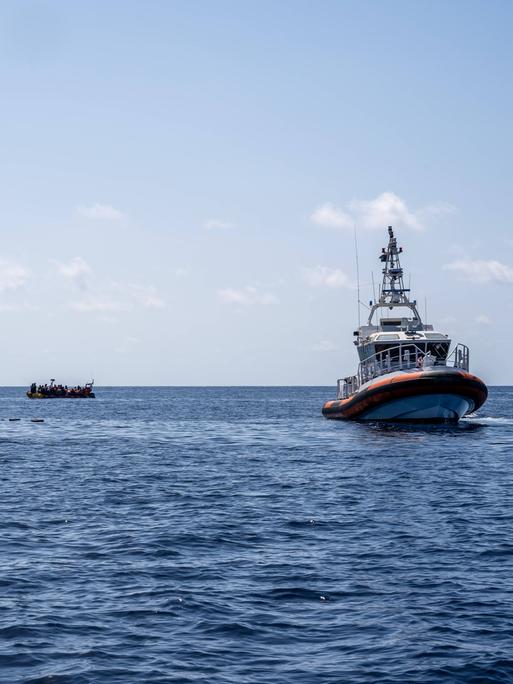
[371, 271, 376, 325]
[354, 226, 361, 329]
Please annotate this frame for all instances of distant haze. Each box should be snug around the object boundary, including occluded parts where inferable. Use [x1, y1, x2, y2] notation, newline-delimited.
[0, 1, 510, 385]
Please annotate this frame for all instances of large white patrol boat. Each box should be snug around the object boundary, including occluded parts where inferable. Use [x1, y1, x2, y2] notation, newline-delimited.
[322, 227, 487, 423]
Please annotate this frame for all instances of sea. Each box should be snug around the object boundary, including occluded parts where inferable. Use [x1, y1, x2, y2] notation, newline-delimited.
[1, 386, 513, 684]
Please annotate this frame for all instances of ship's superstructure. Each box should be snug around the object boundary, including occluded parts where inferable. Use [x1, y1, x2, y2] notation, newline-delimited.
[354, 227, 453, 368]
[322, 227, 487, 422]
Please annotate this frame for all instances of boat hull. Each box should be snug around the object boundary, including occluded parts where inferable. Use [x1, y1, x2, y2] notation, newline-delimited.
[322, 369, 487, 423]
[26, 393, 96, 399]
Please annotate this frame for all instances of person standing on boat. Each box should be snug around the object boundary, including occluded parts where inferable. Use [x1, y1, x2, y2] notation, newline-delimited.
[424, 351, 435, 367]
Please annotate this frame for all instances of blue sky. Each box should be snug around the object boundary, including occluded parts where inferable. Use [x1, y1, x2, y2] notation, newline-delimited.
[0, 0, 512, 384]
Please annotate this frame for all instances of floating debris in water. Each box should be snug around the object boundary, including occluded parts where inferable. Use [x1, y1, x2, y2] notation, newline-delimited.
[8, 418, 20, 422]
[31, 418, 45, 423]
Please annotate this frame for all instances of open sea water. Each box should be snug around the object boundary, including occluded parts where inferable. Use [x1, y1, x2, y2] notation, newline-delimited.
[1, 386, 513, 684]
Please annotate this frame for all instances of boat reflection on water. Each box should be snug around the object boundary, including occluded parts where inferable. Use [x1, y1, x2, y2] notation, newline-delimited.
[322, 227, 487, 424]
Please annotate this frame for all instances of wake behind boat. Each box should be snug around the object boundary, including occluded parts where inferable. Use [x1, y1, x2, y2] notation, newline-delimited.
[322, 227, 487, 423]
[27, 379, 95, 399]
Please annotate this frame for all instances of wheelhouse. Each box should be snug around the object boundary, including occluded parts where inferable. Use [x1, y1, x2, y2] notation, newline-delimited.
[366, 332, 450, 364]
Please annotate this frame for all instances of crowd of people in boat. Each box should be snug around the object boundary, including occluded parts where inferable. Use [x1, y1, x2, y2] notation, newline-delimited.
[29, 382, 94, 398]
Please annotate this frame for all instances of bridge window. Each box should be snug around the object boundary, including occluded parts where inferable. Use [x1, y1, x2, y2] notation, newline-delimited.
[376, 334, 400, 340]
[427, 342, 449, 359]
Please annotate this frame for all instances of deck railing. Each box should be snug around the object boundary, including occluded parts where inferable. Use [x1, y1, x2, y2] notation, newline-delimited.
[336, 342, 470, 399]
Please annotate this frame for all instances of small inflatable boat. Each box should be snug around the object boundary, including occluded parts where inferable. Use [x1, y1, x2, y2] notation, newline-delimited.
[322, 227, 487, 423]
[27, 380, 95, 399]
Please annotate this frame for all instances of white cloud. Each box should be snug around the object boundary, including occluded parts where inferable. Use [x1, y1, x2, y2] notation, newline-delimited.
[0, 302, 35, 312]
[303, 266, 353, 289]
[204, 219, 234, 230]
[71, 295, 129, 312]
[444, 259, 513, 283]
[141, 293, 165, 309]
[349, 192, 422, 231]
[312, 340, 339, 352]
[218, 286, 277, 306]
[77, 203, 125, 221]
[125, 284, 166, 309]
[54, 257, 92, 281]
[72, 282, 166, 312]
[310, 203, 353, 230]
[311, 192, 451, 232]
[475, 314, 492, 325]
[0, 261, 30, 291]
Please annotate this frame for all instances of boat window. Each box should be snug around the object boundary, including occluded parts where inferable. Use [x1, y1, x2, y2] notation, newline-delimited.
[374, 343, 404, 362]
[427, 342, 449, 359]
[376, 334, 400, 340]
[424, 333, 447, 340]
[375, 342, 429, 363]
[380, 319, 402, 328]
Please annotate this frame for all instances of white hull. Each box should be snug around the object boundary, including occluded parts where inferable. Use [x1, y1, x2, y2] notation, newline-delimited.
[360, 393, 473, 422]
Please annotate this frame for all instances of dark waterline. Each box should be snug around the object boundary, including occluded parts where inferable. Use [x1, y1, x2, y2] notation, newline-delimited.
[1, 386, 512, 683]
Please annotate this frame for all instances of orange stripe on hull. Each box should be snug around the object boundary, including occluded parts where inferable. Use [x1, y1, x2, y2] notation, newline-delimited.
[322, 370, 487, 421]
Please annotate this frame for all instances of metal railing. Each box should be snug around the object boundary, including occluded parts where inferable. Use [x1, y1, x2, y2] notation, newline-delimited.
[336, 342, 470, 399]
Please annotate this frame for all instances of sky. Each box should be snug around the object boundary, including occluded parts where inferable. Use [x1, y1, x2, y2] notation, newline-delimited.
[0, 0, 512, 385]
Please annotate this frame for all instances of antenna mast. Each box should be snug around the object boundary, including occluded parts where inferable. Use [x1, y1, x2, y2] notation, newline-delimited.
[354, 226, 361, 329]
[371, 271, 376, 325]
[366, 226, 422, 327]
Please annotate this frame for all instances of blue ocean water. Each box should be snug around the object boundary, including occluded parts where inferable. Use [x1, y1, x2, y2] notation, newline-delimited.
[1, 386, 513, 684]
